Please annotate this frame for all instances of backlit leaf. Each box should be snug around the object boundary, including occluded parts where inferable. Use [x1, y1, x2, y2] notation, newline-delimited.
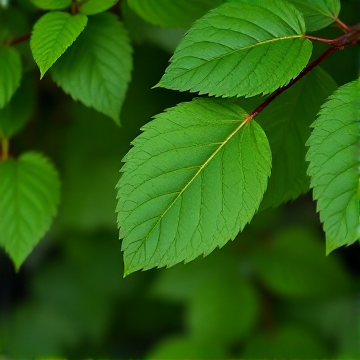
[0, 46, 22, 109]
[157, 0, 312, 98]
[117, 98, 271, 274]
[51, 13, 132, 123]
[127, 0, 222, 28]
[31, 12, 88, 78]
[0, 152, 61, 269]
[306, 79, 360, 252]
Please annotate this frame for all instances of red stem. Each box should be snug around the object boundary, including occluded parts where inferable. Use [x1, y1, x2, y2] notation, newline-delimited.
[4, 33, 31, 46]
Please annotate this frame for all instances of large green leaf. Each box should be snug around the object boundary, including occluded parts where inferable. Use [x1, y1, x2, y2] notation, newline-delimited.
[252, 228, 354, 298]
[0, 152, 61, 269]
[31, 0, 71, 10]
[239, 67, 338, 209]
[306, 80, 360, 253]
[117, 98, 272, 274]
[31, 12, 88, 78]
[51, 13, 132, 123]
[127, 0, 222, 28]
[0, 46, 22, 109]
[79, 0, 119, 15]
[0, 74, 35, 138]
[156, 0, 312, 98]
[288, 0, 341, 32]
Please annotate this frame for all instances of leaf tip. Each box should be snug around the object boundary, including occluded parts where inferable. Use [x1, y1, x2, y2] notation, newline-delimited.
[151, 82, 163, 90]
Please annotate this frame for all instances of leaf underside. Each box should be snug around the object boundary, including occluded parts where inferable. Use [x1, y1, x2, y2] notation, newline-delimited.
[51, 12, 133, 123]
[117, 98, 271, 274]
[307, 79, 360, 253]
[157, 0, 312, 98]
[31, 11, 88, 78]
[127, 0, 222, 28]
[0, 152, 61, 269]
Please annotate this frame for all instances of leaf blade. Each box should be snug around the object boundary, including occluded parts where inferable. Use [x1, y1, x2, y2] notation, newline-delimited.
[127, 0, 222, 28]
[288, 0, 341, 32]
[31, 0, 71, 10]
[79, 0, 119, 15]
[31, 12, 88, 78]
[157, 0, 312, 98]
[51, 12, 133, 123]
[0, 47, 22, 109]
[0, 152, 61, 269]
[117, 98, 271, 274]
[306, 79, 360, 252]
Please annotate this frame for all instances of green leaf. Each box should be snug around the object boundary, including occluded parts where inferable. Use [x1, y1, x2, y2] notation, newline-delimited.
[117, 98, 272, 274]
[241, 325, 329, 359]
[0, 152, 61, 269]
[127, 0, 222, 28]
[239, 67, 338, 209]
[51, 13, 132, 123]
[156, 0, 312, 98]
[306, 80, 360, 252]
[252, 228, 353, 298]
[31, 0, 71, 10]
[0, 74, 35, 138]
[79, 0, 119, 15]
[288, 0, 341, 32]
[187, 277, 260, 344]
[31, 12, 88, 78]
[147, 336, 227, 360]
[0, 46, 22, 109]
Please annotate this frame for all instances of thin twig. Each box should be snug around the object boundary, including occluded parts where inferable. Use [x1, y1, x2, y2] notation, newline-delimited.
[4, 33, 31, 46]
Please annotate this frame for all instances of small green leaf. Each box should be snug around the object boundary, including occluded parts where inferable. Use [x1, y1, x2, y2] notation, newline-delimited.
[31, 0, 71, 10]
[157, 0, 312, 98]
[252, 228, 353, 298]
[0, 152, 61, 269]
[51, 13, 132, 123]
[0, 75, 35, 138]
[148, 336, 227, 360]
[239, 67, 338, 209]
[288, 0, 341, 32]
[31, 12, 88, 78]
[307, 80, 360, 252]
[127, 0, 222, 28]
[79, 0, 119, 15]
[0, 46, 22, 109]
[117, 98, 271, 274]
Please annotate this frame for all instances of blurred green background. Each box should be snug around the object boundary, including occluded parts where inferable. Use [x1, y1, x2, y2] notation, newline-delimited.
[1, 0, 360, 358]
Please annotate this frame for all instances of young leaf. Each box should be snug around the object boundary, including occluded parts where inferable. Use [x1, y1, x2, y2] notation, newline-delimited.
[79, 0, 119, 15]
[0, 46, 22, 109]
[306, 80, 360, 253]
[156, 0, 312, 98]
[0, 152, 61, 269]
[31, 0, 71, 10]
[51, 13, 132, 123]
[0, 75, 35, 138]
[31, 12, 88, 78]
[240, 67, 338, 209]
[117, 98, 272, 274]
[288, 0, 340, 32]
[127, 0, 222, 28]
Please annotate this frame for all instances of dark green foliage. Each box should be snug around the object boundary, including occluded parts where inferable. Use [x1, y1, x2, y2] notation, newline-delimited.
[0, 0, 359, 358]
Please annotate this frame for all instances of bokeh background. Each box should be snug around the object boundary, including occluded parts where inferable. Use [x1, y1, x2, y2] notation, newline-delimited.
[1, 0, 360, 358]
